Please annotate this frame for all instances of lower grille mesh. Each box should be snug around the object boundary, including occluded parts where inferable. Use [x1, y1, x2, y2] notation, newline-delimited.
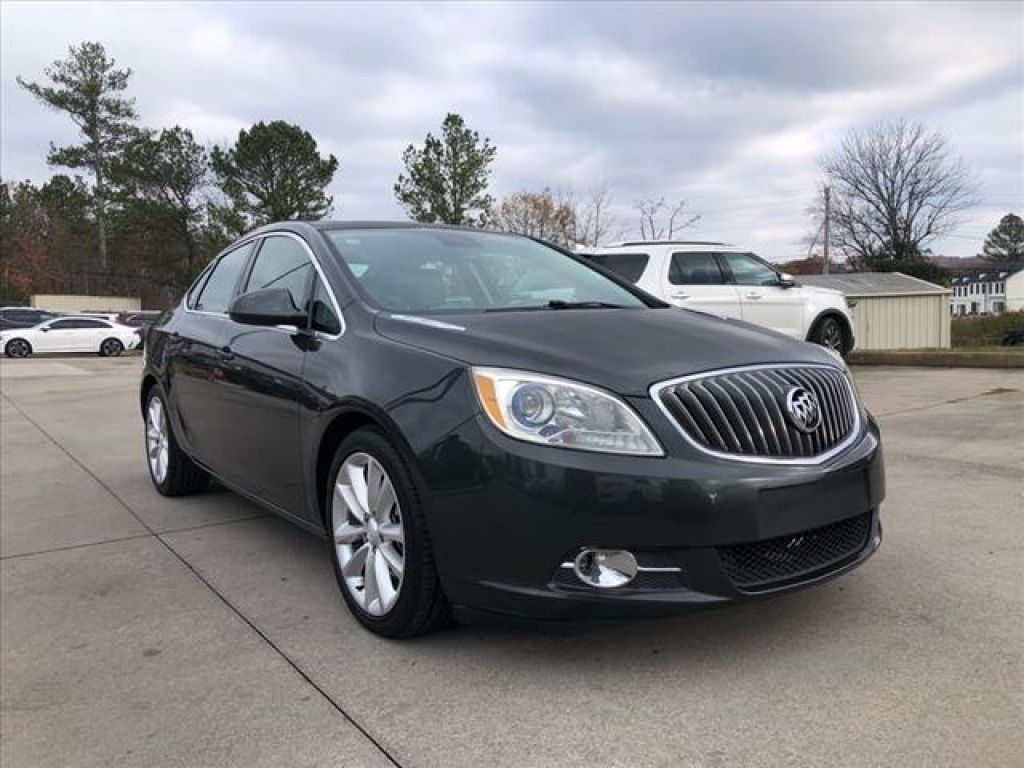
[718, 513, 872, 590]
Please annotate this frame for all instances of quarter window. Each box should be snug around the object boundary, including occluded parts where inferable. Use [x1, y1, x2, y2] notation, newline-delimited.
[194, 243, 254, 313]
[669, 252, 725, 285]
[244, 236, 314, 310]
[310, 276, 342, 335]
[587, 253, 650, 283]
[721, 253, 780, 287]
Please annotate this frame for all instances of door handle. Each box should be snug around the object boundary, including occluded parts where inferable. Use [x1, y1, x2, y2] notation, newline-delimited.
[745, 292, 763, 300]
[670, 292, 690, 300]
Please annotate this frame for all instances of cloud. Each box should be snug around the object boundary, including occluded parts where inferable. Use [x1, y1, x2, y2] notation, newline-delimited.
[2, 0, 1021, 260]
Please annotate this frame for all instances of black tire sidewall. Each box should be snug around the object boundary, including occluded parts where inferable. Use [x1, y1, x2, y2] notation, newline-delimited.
[5, 339, 30, 358]
[814, 317, 846, 356]
[325, 428, 439, 637]
[101, 338, 123, 357]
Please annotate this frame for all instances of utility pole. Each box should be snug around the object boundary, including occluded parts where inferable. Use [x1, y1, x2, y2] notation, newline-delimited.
[823, 185, 831, 274]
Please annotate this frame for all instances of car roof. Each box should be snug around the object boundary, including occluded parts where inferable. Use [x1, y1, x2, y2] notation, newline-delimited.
[246, 220, 536, 239]
[586, 241, 748, 253]
[46, 315, 115, 322]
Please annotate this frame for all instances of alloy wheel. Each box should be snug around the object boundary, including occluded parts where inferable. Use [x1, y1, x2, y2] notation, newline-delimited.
[146, 397, 170, 484]
[101, 339, 123, 357]
[332, 452, 406, 617]
[822, 321, 844, 353]
[5, 340, 29, 358]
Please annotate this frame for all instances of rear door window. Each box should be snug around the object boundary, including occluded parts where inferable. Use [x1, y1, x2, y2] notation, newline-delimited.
[587, 253, 649, 283]
[194, 243, 255, 313]
[669, 252, 726, 285]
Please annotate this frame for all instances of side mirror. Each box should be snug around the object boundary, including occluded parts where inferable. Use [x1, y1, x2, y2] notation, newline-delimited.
[778, 272, 797, 288]
[228, 288, 307, 328]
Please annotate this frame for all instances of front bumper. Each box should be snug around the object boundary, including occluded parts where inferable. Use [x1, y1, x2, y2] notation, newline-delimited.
[419, 405, 885, 620]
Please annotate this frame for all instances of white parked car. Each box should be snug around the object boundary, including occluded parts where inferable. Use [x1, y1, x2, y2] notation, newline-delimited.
[583, 241, 854, 355]
[0, 315, 141, 358]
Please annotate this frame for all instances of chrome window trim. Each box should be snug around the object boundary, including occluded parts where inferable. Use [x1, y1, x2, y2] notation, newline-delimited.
[649, 362, 863, 466]
[184, 236, 261, 317]
[182, 231, 346, 339]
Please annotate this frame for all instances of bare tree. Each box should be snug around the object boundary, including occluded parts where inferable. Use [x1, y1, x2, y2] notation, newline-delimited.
[492, 188, 577, 246]
[572, 182, 619, 247]
[633, 197, 700, 240]
[820, 120, 975, 267]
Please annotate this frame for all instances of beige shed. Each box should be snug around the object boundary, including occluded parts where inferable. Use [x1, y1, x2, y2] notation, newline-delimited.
[799, 272, 950, 350]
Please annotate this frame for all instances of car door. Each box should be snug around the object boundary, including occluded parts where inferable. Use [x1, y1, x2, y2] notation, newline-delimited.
[661, 251, 742, 318]
[34, 319, 79, 352]
[719, 252, 805, 338]
[211, 233, 316, 515]
[73, 319, 112, 351]
[170, 241, 256, 473]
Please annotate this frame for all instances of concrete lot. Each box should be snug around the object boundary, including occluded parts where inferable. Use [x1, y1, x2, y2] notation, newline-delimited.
[1, 356, 1022, 767]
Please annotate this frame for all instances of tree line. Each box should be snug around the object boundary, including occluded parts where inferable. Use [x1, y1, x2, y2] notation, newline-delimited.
[2, 41, 1019, 307]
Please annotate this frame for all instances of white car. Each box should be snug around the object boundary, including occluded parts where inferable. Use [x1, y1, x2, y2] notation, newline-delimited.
[583, 241, 854, 355]
[0, 315, 141, 358]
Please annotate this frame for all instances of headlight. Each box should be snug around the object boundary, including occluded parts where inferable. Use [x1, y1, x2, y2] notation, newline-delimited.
[472, 367, 663, 456]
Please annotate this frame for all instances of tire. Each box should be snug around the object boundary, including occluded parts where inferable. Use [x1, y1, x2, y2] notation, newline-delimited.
[809, 316, 848, 357]
[326, 428, 449, 638]
[100, 338, 124, 357]
[4, 338, 32, 358]
[144, 387, 209, 496]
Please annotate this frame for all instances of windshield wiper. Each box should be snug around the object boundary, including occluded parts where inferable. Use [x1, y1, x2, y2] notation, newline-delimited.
[546, 300, 626, 310]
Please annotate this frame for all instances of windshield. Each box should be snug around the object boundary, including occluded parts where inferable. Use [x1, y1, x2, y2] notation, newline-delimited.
[324, 228, 649, 313]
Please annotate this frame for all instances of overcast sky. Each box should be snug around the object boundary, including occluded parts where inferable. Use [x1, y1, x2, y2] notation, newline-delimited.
[2, 1, 1021, 261]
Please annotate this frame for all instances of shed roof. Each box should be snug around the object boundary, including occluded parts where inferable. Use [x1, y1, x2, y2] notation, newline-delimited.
[798, 272, 949, 296]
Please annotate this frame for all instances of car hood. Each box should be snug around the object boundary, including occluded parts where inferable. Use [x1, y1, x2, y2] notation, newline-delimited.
[375, 307, 836, 396]
[799, 284, 846, 300]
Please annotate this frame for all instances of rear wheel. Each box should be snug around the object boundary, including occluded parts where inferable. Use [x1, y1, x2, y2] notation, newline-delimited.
[145, 388, 209, 496]
[4, 339, 32, 358]
[100, 338, 124, 357]
[810, 317, 847, 357]
[327, 428, 449, 637]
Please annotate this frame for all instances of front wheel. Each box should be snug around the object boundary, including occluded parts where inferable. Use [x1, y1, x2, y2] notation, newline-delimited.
[4, 339, 32, 358]
[144, 388, 209, 496]
[100, 338, 124, 357]
[810, 317, 847, 357]
[327, 428, 449, 638]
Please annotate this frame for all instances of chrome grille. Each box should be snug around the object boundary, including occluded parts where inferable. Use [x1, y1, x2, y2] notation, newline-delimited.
[654, 364, 859, 461]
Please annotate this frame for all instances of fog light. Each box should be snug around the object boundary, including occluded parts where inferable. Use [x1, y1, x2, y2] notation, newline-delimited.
[573, 549, 638, 588]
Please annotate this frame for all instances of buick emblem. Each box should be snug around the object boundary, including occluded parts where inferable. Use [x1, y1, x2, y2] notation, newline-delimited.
[785, 387, 822, 433]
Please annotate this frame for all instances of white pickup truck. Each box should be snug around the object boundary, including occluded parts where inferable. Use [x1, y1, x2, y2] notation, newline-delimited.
[582, 241, 854, 356]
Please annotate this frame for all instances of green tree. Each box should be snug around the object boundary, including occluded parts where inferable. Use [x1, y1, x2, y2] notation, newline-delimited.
[117, 126, 211, 276]
[394, 113, 496, 226]
[17, 41, 138, 271]
[0, 176, 93, 300]
[210, 120, 339, 233]
[981, 213, 1024, 263]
